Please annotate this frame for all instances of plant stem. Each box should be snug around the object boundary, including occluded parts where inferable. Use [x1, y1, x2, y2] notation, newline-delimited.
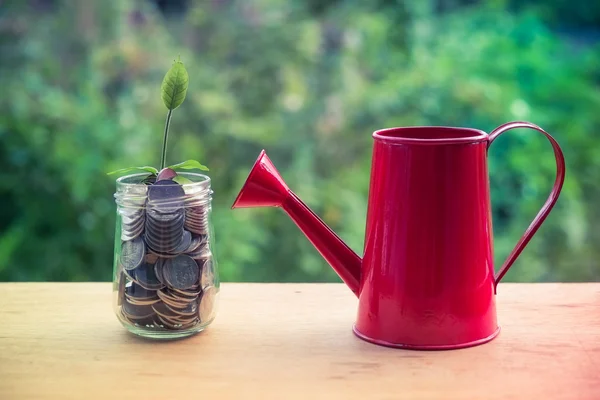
[160, 109, 173, 170]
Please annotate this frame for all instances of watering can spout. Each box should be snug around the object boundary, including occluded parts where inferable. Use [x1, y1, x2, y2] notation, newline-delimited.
[231, 150, 362, 296]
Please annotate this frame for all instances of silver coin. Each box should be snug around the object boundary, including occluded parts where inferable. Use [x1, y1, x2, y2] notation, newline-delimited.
[118, 207, 144, 218]
[147, 180, 186, 213]
[121, 220, 145, 241]
[145, 218, 184, 241]
[144, 232, 182, 252]
[134, 262, 164, 291]
[121, 231, 142, 242]
[154, 259, 165, 284]
[125, 281, 157, 299]
[145, 227, 184, 242]
[122, 222, 144, 236]
[121, 212, 144, 225]
[122, 298, 155, 319]
[146, 208, 185, 223]
[120, 236, 145, 271]
[169, 231, 192, 255]
[163, 255, 200, 290]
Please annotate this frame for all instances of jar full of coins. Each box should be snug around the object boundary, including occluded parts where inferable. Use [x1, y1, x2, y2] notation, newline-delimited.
[111, 171, 219, 339]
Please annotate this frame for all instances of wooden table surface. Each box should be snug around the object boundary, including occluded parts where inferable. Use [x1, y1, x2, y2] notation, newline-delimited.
[0, 283, 599, 399]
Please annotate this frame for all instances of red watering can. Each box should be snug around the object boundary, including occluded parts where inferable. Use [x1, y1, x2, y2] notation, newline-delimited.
[231, 121, 565, 350]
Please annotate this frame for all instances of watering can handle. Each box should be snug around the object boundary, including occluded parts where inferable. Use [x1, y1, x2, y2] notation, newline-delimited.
[487, 121, 566, 292]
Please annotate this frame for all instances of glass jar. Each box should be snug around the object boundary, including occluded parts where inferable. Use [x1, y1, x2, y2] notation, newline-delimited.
[111, 172, 219, 339]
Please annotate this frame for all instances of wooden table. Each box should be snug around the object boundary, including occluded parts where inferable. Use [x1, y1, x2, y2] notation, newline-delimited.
[1, 283, 599, 399]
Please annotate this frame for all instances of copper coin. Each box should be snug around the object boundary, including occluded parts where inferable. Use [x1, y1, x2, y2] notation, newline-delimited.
[117, 271, 127, 306]
[200, 259, 215, 289]
[152, 301, 180, 319]
[198, 286, 217, 323]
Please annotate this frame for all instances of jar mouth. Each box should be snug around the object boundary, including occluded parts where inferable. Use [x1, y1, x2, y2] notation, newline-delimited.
[115, 172, 211, 188]
[114, 172, 212, 209]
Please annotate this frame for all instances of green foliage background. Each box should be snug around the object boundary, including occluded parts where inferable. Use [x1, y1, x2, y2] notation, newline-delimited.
[0, 0, 598, 283]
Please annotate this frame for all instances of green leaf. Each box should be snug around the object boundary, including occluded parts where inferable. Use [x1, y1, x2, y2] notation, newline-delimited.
[161, 56, 189, 110]
[168, 159, 209, 171]
[173, 175, 194, 185]
[106, 166, 158, 176]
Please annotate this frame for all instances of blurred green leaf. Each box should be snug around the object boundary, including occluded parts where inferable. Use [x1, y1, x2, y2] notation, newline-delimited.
[168, 160, 209, 172]
[173, 175, 194, 185]
[106, 166, 158, 176]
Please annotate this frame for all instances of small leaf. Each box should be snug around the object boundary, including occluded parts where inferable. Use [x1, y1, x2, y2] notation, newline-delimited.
[107, 166, 158, 176]
[173, 175, 194, 185]
[168, 159, 209, 171]
[161, 57, 189, 110]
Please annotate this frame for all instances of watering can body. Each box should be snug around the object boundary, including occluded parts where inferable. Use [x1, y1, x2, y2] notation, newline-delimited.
[232, 122, 565, 350]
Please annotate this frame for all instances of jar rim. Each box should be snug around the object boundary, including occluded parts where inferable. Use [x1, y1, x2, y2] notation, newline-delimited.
[115, 172, 211, 189]
[114, 172, 212, 208]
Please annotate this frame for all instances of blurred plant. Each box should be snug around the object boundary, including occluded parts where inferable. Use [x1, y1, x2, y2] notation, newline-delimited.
[0, 0, 598, 283]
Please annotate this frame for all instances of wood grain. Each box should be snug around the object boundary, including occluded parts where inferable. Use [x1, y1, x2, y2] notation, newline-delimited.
[0, 283, 599, 399]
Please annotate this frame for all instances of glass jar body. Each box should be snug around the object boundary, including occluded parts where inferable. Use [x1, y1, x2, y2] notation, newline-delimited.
[111, 172, 219, 339]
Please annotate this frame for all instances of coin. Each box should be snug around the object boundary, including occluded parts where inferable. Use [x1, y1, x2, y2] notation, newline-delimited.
[171, 286, 201, 298]
[152, 301, 181, 320]
[122, 265, 136, 281]
[147, 179, 185, 210]
[184, 234, 205, 253]
[187, 240, 210, 259]
[145, 253, 159, 264]
[125, 296, 160, 306]
[165, 301, 197, 317]
[121, 237, 145, 271]
[122, 299, 155, 319]
[134, 262, 164, 291]
[154, 259, 165, 284]
[146, 208, 185, 223]
[200, 259, 215, 289]
[117, 271, 126, 306]
[125, 281, 156, 299]
[157, 287, 190, 308]
[198, 286, 217, 323]
[163, 254, 200, 290]
[119, 205, 146, 241]
[144, 209, 186, 253]
[184, 205, 209, 235]
[169, 230, 192, 255]
[159, 293, 190, 309]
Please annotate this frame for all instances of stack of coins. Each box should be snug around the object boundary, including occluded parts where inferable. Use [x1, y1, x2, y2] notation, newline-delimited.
[116, 177, 217, 331]
[118, 185, 147, 241]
